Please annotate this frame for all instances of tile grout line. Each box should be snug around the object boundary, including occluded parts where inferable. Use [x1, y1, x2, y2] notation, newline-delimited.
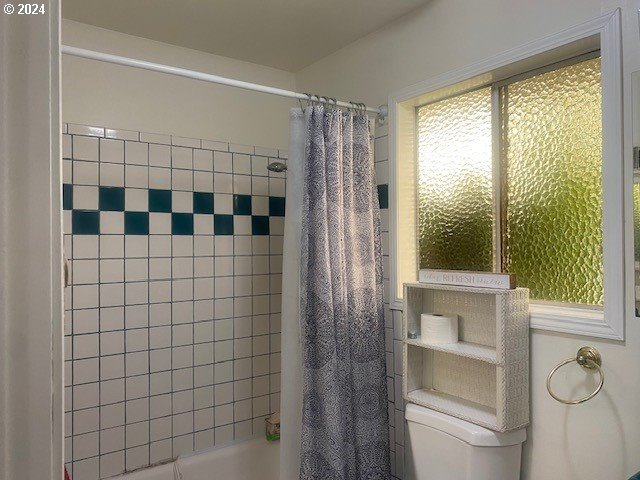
[191, 149, 196, 453]
[69, 132, 75, 476]
[248, 163, 254, 438]
[122, 139, 128, 473]
[169, 145, 175, 459]
[97, 134, 103, 478]
[147, 140, 152, 466]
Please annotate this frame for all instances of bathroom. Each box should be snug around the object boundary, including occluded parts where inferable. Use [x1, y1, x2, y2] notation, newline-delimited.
[2, 0, 640, 479]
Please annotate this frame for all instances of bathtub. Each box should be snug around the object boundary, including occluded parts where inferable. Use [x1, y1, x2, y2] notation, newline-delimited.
[115, 438, 279, 480]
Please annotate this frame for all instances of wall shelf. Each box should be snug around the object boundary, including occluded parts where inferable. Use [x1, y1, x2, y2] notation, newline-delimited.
[402, 282, 530, 432]
[406, 388, 497, 429]
[405, 337, 498, 364]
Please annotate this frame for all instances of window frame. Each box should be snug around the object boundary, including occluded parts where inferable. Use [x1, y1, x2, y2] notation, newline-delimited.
[388, 10, 625, 339]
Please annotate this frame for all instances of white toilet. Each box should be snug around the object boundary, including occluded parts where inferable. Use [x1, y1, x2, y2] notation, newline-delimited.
[404, 403, 527, 480]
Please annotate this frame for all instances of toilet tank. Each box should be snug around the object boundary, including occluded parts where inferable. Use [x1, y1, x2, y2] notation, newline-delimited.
[404, 404, 526, 480]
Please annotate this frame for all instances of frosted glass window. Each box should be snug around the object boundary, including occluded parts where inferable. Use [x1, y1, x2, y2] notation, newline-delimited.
[502, 58, 603, 305]
[417, 88, 493, 271]
[417, 56, 603, 306]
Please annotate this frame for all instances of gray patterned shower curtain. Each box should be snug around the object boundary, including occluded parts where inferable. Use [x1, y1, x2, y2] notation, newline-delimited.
[298, 106, 390, 480]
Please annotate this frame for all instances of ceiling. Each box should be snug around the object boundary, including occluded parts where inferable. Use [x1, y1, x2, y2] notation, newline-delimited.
[62, 0, 430, 71]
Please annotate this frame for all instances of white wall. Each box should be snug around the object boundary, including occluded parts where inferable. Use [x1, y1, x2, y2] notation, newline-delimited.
[297, 1, 640, 479]
[0, 1, 63, 479]
[62, 20, 295, 150]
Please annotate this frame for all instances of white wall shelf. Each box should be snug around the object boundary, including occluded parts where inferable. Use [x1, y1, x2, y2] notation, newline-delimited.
[407, 388, 498, 427]
[402, 282, 530, 432]
[405, 337, 498, 364]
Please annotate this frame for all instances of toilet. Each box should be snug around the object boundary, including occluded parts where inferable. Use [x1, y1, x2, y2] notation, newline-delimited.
[405, 403, 527, 480]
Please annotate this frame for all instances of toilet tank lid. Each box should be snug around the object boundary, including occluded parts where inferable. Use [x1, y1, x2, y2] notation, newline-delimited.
[405, 404, 526, 447]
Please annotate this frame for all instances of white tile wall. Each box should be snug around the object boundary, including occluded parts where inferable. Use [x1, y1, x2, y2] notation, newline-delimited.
[372, 123, 403, 479]
[64, 123, 288, 480]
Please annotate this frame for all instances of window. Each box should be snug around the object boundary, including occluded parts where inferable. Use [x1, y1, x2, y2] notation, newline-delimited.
[417, 87, 494, 273]
[417, 56, 603, 306]
[390, 11, 625, 339]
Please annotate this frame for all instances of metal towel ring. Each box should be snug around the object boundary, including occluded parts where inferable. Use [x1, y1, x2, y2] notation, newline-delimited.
[547, 346, 604, 405]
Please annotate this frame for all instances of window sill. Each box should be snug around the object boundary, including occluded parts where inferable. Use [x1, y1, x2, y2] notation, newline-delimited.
[529, 303, 622, 340]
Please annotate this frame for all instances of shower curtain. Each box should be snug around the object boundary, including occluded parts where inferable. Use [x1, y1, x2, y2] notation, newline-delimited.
[280, 106, 390, 480]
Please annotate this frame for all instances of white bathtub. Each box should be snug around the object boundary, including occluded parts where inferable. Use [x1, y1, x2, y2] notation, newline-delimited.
[116, 438, 279, 480]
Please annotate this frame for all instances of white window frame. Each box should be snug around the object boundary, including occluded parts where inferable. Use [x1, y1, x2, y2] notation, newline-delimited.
[388, 10, 625, 340]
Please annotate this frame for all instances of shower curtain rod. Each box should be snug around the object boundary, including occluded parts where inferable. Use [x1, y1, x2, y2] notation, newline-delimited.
[61, 45, 388, 118]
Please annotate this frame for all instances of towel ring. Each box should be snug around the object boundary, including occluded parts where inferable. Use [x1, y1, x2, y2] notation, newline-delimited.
[547, 346, 604, 405]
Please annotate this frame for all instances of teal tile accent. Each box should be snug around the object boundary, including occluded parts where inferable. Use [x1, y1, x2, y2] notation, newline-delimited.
[233, 195, 252, 215]
[149, 189, 172, 213]
[269, 196, 285, 216]
[252, 216, 269, 235]
[172, 213, 194, 235]
[193, 192, 214, 214]
[72, 210, 99, 234]
[377, 184, 389, 209]
[63, 184, 73, 210]
[124, 211, 149, 235]
[214, 215, 234, 235]
[99, 186, 125, 212]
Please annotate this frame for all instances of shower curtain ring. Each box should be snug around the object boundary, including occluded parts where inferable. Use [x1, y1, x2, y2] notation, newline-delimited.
[304, 93, 310, 108]
[301, 93, 312, 110]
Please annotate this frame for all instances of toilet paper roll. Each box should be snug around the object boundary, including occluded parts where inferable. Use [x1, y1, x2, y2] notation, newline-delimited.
[421, 313, 458, 344]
